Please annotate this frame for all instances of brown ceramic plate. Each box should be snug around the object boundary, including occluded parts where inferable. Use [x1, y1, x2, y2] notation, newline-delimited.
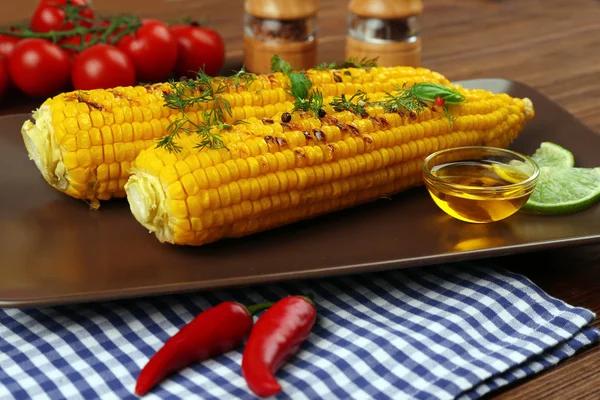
[1, 79, 599, 308]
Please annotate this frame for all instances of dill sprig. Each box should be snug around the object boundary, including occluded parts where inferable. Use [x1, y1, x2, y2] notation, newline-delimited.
[157, 71, 232, 152]
[231, 65, 257, 89]
[329, 90, 369, 117]
[193, 94, 231, 150]
[314, 61, 337, 71]
[308, 90, 324, 117]
[337, 57, 379, 69]
[163, 75, 212, 110]
[315, 57, 379, 70]
[378, 84, 429, 115]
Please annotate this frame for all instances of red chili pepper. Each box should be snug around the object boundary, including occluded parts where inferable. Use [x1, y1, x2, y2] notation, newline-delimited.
[135, 300, 273, 396]
[435, 95, 446, 106]
[242, 296, 317, 398]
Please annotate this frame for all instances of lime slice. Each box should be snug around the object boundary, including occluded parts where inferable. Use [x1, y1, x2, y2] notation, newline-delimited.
[530, 142, 575, 168]
[523, 167, 600, 214]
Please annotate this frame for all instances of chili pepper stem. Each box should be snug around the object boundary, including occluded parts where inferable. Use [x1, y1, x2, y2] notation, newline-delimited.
[302, 293, 315, 305]
[245, 301, 275, 316]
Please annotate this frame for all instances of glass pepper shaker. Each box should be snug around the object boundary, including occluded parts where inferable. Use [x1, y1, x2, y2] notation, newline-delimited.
[243, 0, 318, 74]
[345, 0, 422, 67]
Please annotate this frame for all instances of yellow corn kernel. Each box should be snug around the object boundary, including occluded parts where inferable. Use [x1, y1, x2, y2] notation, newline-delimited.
[180, 174, 199, 196]
[90, 146, 104, 165]
[170, 200, 188, 219]
[120, 161, 132, 178]
[90, 110, 104, 128]
[62, 135, 78, 152]
[168, 181, 187, 200]
[121, 123, 133, 142]
[160, 165, 179, 185]
[132, 122, 143, 140]
[108, 163, 121, 180]
[76, 149, 92, 168]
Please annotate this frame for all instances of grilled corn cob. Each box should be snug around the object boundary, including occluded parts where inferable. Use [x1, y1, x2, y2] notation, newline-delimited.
[125, 82, 535, 246]
[21, 67, 450, 207]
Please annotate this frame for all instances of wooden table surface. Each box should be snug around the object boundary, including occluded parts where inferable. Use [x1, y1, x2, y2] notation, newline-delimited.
[2, 0, 599, 398]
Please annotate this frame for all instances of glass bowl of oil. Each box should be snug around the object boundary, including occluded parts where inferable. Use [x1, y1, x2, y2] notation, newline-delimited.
[422, 146, 540, 223]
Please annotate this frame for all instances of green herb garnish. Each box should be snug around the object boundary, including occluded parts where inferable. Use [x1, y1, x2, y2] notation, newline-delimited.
[289, 73, 312, 102]
[308, 90, 324, 117]
[330, 90, 370, 117]
[231, 65, 257, 89]
[405, 82, 465, 104]
[315, 57, 379, 70]
[287, 72, 324, 116]
[157, 71, 231, 152]
[316, 58, 464, 121]
[315, 61, 338, 70]
[379, 85, 428, 115]
[271, 54, 293, 75]
[371, 82, 465, 124]
[337, 57, 379, 69]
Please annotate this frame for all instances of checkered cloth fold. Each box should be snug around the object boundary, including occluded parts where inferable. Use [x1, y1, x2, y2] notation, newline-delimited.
[0, 264, 597, 400]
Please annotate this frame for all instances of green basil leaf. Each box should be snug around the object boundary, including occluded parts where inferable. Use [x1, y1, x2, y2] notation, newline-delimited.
[271, 54, 292, 76]
[408, 82, 465, 104]
[289, 72, 312, 100]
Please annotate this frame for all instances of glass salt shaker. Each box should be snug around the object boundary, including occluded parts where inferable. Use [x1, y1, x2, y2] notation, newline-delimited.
[345, 0, 422, 67]
[243, 0, 318, 74]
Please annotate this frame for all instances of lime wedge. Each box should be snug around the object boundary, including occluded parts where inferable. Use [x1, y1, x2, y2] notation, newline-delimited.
[530, 142, 575, 168]
[523, 167, 600, 214]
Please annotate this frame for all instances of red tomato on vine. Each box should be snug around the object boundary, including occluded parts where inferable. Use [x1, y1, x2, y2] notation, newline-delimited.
[9, 39, 71, 97]
[117, 19, 178, 82]
[170, 24, 226, 78]
[71, 44, 136, 90]
[0, 34, 20, 59]
[0, 56, 9, 99]
[31, 0, 95, 33]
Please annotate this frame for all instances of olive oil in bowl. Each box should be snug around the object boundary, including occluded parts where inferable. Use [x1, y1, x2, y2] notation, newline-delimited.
[422, 147, 540, 223]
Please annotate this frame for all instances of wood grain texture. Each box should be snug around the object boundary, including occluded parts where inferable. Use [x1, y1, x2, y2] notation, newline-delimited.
[2, 0, 599, 398]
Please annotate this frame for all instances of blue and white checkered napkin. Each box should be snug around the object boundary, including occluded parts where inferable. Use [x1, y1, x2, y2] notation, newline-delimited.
[0, 264, 598, 400]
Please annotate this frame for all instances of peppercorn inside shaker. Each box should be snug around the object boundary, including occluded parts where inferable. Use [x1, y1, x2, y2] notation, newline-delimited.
[345, 0, 422, 67]
[243, 0, 318, 74]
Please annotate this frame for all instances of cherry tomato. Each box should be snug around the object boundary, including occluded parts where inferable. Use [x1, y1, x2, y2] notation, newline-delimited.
[31, 0, 94, 33]
[0, 56, 9, 99]
[72, 44, 135, 90]
[117, 19, 178, 82]
[170, 25, 225, 77]
[0, 34, 20, 59]
[0, 34, 21, 87]
[9, 39, 71, 97]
